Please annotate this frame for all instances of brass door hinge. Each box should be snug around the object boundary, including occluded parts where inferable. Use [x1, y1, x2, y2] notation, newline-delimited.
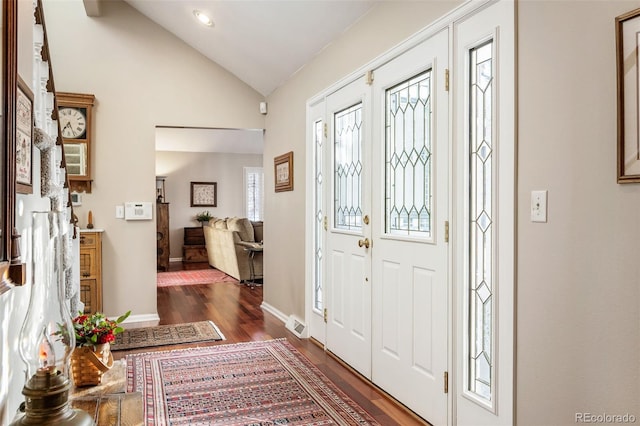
[323, 216, 328, 231]
[444, 371, 449, 393]
[445, 69, 450, 92]
[444, 221, 449, 243]
[323, 308, 328, 323]
[365, 70, 374, 85]
[324, 123, 328, 138]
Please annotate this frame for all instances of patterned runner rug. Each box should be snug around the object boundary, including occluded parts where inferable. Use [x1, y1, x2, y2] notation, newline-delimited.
[157, 269, 237, 287]
[112, 321, 224, 351]
[126, 339, 380, 425]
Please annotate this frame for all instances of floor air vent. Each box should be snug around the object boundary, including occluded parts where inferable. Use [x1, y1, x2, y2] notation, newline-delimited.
[285, 316, 308, 338]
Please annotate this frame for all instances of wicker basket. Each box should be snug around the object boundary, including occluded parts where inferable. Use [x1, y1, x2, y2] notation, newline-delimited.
[70, 343, 113, 386]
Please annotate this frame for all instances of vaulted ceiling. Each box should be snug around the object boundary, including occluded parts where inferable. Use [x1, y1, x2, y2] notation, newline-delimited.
[120, 0, 376, 97]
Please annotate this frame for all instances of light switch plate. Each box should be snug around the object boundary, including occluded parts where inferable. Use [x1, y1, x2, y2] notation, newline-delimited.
[531, 190, 547, 223]
[115, 205, 124, 219]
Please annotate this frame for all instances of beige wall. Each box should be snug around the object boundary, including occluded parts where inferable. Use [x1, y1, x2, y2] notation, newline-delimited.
[43, 0, 265, 320]
[517, 1, 640, 423]
[155, 151, 263, 258]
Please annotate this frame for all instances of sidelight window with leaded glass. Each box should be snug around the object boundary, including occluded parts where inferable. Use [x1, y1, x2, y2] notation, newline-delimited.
[313, 119, 324, 311]
[385, 70, 433, 238]
[334, 103, 363, 231]
[468, 40, 494, 402]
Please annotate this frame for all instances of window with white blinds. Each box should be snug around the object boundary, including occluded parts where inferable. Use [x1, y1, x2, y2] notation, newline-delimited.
[244, 167, 264, 221]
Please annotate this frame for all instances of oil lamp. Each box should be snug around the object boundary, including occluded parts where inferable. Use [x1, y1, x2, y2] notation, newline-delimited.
[10, 212, 93, 425]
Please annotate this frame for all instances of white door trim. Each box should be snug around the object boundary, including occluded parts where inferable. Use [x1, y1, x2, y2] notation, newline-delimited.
[451, 1, 515, 424]
[306, 98, 328, 343]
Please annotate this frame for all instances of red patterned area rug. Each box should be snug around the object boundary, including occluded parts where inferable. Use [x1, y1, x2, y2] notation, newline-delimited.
[157, 268, 237, 287]
[126, 339, 380, 426]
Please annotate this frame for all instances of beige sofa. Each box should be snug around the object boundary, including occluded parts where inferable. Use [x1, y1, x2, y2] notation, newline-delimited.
[202, 218, 263, 282]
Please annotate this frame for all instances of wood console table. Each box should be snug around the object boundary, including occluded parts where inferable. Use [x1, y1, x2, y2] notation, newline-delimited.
[71, 393, 142, 425]
[70, 360, 143, 425]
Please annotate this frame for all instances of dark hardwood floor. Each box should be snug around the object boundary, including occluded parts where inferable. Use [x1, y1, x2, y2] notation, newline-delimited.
[115, 261, 429, 425]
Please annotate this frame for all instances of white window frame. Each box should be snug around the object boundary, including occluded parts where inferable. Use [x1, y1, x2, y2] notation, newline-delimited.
[244, 167, 264, 221]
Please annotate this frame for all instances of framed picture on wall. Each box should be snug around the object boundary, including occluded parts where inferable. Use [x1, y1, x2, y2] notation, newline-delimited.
[274, 151, 293, 192]
[15, 75, 33, 194]
[190, 181, 217, 207]
[616, 8, 640, 182]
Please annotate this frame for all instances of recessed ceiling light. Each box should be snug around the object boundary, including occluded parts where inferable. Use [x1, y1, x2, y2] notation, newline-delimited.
[193, 10, 213, 27]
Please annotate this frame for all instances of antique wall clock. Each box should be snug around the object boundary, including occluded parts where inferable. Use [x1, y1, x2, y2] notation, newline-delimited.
[56, 92, 95, 193]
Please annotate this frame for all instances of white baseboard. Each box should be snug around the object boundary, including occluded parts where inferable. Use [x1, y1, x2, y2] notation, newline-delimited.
[261, 303, 308, 338]
[260, 302, 288, 324]
[118, 313, 160, 329]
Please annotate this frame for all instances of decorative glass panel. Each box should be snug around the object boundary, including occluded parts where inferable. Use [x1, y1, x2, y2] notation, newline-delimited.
[314, 119, 324, 311]
[385, 71, 432, 238]
[469, 40, 494, 402]
[334, 103, 362, 230]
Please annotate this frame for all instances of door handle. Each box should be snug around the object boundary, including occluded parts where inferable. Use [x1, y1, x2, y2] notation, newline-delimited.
[358, 238, 370, 249]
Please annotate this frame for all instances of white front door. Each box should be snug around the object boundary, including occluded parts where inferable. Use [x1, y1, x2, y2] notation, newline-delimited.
[370, 28, 450, 425]
[307, 3, 515, 424]
[325, 77, 372, 378]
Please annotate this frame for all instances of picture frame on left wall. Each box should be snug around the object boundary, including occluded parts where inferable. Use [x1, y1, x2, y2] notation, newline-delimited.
[16, 75, 33, 194]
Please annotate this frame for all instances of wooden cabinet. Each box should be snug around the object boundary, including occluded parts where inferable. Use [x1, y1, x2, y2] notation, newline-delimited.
[157, 203, 170, 271]
[182, 227, 208, 263]
[79, 230, 103, 314]
[184, 226, 205, 245]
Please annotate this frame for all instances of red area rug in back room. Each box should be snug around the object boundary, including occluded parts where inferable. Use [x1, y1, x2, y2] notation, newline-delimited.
[156, 269, 237, 287]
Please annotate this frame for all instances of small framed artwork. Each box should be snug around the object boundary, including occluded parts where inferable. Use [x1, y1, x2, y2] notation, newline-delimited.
[16, 75, 33, 194]
[617, 8, 640, 182]
[190, 181, 217, 207]
[274, 151, 293, 192]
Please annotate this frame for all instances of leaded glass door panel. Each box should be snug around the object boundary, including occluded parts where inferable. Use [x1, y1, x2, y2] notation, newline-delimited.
[370, 28, 450, 425]
[325, 78, 372, 379]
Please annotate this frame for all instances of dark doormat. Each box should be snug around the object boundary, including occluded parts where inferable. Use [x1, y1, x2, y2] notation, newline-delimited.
[112, 321, 224, 351]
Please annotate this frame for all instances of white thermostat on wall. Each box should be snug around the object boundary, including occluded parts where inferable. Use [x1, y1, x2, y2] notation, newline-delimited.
[124, 202, 153, 220]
